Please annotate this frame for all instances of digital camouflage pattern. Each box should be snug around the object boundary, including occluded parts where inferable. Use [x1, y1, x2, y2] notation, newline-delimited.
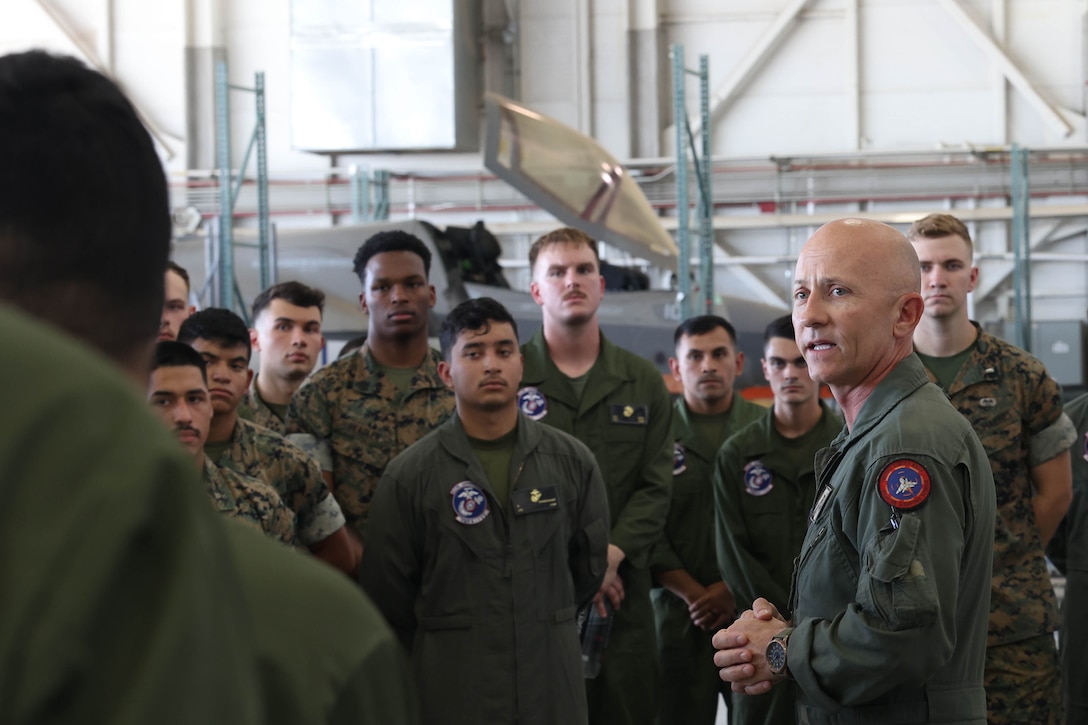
[922, 328, 1066, 646]
[239, 375, 287, 435]
[984, 633, 1062, 725]
[285, 344, 455, 540]
[210, 418, 346, 546]
[203, 456, 297, 546]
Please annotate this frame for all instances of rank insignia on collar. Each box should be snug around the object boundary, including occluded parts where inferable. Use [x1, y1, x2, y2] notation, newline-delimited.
[744, 460, 773, 496]
[450, 481, 490, 525]
[517, 386, 548, 421]
[673, 443, 687, 476]
[877, 459, 931, 510]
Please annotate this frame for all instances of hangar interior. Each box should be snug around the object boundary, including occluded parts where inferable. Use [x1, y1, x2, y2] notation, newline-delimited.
[6, 0, 1088, 387]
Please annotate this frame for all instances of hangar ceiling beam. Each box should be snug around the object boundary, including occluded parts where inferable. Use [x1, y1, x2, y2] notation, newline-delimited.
[35, 0, 178, 159]
[675, 0, 813, 139]
[937, 0, 1082, 138]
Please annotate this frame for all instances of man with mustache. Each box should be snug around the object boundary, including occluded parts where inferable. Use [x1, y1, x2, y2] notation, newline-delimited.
[714, 219, 996, 724]
[148, 340, 297, 546]
[243, 281, 326, 434]
[519, 227, 673, 725]
[650, 314, 763, 725]
[909, 212, 1073, 725]
[287, 231, 456, 549]
[178, 308, 355, 575]
[361, 297, 609, 725]
[713, 314, 842, 725]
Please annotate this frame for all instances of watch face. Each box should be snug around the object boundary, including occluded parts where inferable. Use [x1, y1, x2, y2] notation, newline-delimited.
[766, 640, 787, 674]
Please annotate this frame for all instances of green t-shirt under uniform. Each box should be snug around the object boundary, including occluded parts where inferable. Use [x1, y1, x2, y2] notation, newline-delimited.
[468, 425, 519, 509]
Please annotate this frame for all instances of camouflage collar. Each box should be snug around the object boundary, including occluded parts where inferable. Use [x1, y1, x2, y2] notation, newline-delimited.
[354, 343, 447, 395]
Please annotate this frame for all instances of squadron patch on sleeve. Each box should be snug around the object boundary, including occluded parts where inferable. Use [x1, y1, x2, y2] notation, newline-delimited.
[517, 386, 548, 421]
[673, 443, 687, 476]
[744, 460, 773, 496]
[877, 459, 931, 510]
[450, 481, 490, 525]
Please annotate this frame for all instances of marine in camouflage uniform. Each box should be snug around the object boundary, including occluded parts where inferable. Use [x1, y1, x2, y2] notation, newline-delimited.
[208, 416, 346, 546]
[1047, 392, 1088, 725]
[204, 455, 297, 546]
[919, 325, 1074, 725]
[240, 375, 286, 434]
[285, 343, 455, 539]
[650, 391, 763, 725]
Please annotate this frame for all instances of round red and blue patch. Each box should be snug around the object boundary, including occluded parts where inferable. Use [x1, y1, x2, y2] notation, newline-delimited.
[673, 443, 687, 476]
[517, 386, 548, 421]
[877, 459, 931, 510]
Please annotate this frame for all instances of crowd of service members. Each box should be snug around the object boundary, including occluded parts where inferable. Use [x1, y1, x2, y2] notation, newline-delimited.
[2, 49, 1086, 725]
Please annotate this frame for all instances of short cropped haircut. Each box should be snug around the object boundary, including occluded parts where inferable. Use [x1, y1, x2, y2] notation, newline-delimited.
[178, 308, 252, 360]
[439, 297, 519, 360]
[673, 315, 737, 347]
[763, 314, 797, 347]
[0, 51, 171, 362]
[152, 341, 208, 384]
[528, 227, 600, 274]
[907, 213, 974, 252]
[166, 260, 191, 293]
[352, 230, 432, 285]
[251, 280, 326, 321]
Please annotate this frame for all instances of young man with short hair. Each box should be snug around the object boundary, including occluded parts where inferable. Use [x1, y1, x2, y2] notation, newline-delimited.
[179, 308, 356, 575]
[245, 280, 327, 433]
[650, 314, 763, 725]
[361, 297, 609, 725]
[519, 227, 673, 725]
[909, 212, 1074, 725]
[160, 260, 195, 342]
[148, 340, 296, 546]
[287, 230, 456, 543]
[713, 314, 843, 725]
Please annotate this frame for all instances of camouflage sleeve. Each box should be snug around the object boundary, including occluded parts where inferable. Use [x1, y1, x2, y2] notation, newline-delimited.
[285, 376, 335, 468]
[1023, 365, 1064, 439]
[291, 449, 347, 545]
[1029, 412, 1077, 468]
[286, 433, 333, 473]
[226, 468, 299, 547]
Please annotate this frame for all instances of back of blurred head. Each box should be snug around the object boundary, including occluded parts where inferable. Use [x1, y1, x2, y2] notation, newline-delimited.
[0, 50, 169, 374]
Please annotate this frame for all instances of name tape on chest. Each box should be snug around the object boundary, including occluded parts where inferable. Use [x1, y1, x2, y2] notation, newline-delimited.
[450, 480, 490, 525]
[877, 459, 931, 511]
[743, 460, 774, 496]
[512, 486, 559, 515]
[673, 443, 687, 476]
[610, 403, 648, 425]
[517, 386, 548, 421]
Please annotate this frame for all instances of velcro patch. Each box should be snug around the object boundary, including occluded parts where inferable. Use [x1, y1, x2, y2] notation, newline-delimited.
[610, 404, 648, 425]
[877, 459, 931, 510]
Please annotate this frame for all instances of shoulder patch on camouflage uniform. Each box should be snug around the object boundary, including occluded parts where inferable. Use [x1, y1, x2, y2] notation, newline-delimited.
[877, 459, 931, 510]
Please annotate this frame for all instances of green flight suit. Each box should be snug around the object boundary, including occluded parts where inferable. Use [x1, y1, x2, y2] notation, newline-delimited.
[225, 520, 420, 725]
[286, 344, 456, 540]
[520, 330, 673, 725]
[1048, 392, 1088, 725]
[651, 393, 763, 725]
[0, 303, 261, 724]
[788, 355, 996, 724]
[714, 401, 842, 725]
[360, 414, 610, 725]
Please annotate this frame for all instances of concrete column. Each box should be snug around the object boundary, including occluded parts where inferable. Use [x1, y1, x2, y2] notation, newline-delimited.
[184, 0, 226, 170]
[627, 0, 665, 158]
